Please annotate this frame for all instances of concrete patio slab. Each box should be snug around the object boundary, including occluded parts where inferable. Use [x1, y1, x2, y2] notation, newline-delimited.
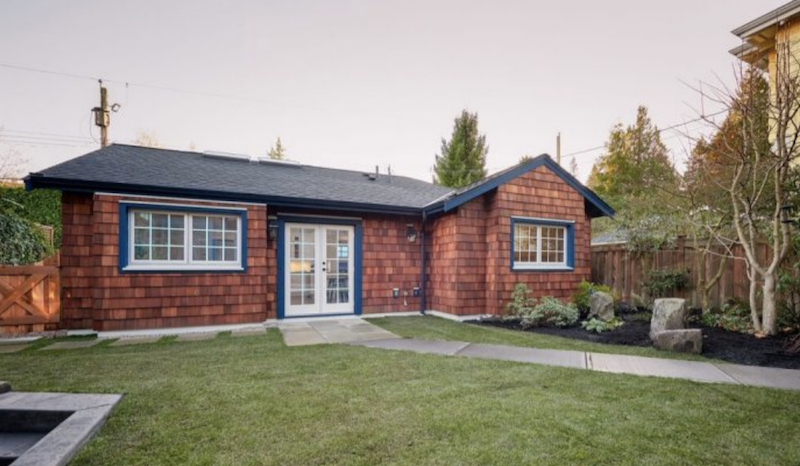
[0, 336, 40, 345]
[279, 318, 398, 346]
[175, 332, 218, 342]
[457, 343, 587, 369]
[715, 363, 800, 391]
[588, 353, 738, 384]
[282, 330, 328, 346]
[41, 340, 101, 351]
[350, 338, 470, 356]
[109, 337, 161, 347]
[0, 344, 30, 354]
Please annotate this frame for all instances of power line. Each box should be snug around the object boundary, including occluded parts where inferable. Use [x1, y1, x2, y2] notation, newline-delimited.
[0, 61, 320, 110]
[562, 109, 728, 159]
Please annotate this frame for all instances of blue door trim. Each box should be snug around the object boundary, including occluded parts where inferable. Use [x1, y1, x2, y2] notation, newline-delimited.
[276, 215, 363, 319]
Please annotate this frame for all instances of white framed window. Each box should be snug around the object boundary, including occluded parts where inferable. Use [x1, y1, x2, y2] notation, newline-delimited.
[124, 207, 244, 271]
[512, 220, 572, 270]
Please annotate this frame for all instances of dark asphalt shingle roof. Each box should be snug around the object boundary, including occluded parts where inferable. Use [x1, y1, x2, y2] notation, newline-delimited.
[32, 144, 453, 210]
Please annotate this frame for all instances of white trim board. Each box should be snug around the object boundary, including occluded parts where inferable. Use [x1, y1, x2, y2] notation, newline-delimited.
[97, 192, 266, 207]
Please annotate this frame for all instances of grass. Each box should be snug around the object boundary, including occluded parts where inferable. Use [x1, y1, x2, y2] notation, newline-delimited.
[1, 328, 799, 465]
[368, 315, 710, 361]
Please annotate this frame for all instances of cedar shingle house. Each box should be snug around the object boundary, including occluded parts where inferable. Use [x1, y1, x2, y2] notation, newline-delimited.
[26, 144, 613, 331]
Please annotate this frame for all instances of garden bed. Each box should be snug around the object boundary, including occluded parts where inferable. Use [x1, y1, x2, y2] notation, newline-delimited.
[473, 311, 800, 369]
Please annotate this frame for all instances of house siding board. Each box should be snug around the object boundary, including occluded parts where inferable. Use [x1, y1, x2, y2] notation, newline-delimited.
[360, 216, 422, 313]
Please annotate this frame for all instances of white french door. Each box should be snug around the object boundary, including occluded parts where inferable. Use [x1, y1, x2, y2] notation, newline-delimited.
[284, 223, 355, 317]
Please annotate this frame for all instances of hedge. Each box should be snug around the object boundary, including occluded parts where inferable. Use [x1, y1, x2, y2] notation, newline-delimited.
[0, 186, 61, 247]
[0, 213, 52, 265]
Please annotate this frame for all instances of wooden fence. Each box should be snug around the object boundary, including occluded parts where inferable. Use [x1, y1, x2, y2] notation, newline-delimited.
[590, 239, 770, 309]
[0, 255, 60, 334]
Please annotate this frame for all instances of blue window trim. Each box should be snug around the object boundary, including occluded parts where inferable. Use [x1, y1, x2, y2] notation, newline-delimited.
[510, 217, 575, 272]
[118, 202, 248, 274]
[276, 215, 362, 319]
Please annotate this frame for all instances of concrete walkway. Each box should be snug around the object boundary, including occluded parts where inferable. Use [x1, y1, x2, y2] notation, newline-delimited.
[350, 338, 800, 392]
[279, 318, 398, 346]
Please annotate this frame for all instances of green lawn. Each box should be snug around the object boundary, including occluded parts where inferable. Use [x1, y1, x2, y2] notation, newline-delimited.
[1, 328, 799, 465]
[368, 315, 709, 360]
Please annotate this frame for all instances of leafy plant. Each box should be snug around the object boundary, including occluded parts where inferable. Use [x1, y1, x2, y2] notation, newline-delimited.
[581, 317, 624, 333]
[0, 213, 52, 265]
[0, 186, 61, 247]
[643, 269, 689, 298]
[572, 280, 613, 312]
[520, 297, 579, 329]
[505, 283, 536, 320]
[701, 300, 754, 333]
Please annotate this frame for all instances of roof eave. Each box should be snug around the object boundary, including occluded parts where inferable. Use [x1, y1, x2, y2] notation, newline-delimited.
[25, 175, 425, 216]
[731, 0, 800, 38]
[422, 154, 615, 219]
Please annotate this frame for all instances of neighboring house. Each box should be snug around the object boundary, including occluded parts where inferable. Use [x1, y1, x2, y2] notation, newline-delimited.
[731, 0, 800, 154]
[26, 144, 613, 331]
[730, 0, 800, 74]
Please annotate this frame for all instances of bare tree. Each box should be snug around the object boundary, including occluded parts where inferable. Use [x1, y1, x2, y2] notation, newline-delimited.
[697, 39, 800, 334]
[0, 130, 27, 181]
[134, 130, 161, 148]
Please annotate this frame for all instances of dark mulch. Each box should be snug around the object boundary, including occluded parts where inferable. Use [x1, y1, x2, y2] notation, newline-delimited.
[474, 312, 800, 369]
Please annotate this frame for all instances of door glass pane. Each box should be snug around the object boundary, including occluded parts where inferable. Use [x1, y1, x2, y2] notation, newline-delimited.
[325, 228, 350, 305]
[289, 227, 316, 306]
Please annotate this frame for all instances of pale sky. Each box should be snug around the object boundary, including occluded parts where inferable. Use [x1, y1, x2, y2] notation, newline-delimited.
[0, 0, 786, 183]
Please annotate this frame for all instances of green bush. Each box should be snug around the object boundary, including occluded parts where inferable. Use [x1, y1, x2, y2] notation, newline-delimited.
[0, 213, 52, 265]
[581, 317, 624, 333]
[701, 300, 753, 333]
[0, 186, 61, 247]
[505, 283, 536, 319]
[521, 297, 579, 329]
[643, 269, 689, 298]
[572, 280, 613, 312]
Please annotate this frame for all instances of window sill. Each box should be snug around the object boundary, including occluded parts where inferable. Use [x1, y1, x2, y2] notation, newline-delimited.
[512, 265, 574, 272]
[121, 265, 245, 274]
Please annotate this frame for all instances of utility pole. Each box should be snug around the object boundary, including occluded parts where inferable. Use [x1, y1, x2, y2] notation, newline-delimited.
[92, 80, 110, 147]
[556, 132, 562, 165]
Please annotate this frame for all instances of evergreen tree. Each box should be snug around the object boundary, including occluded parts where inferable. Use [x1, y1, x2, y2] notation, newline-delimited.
[434, 110, 488, 188]
[268, 137, 286, 160]
[587, 106, 678, 210]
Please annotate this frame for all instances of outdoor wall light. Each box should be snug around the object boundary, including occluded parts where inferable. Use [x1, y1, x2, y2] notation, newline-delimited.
[406, 224, 417, 243]
[268, 219, 279, 241]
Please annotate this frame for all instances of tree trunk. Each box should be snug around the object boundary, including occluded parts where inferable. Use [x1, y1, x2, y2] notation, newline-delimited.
[762, 273, 778, 335]
[747, 266, 762, 333]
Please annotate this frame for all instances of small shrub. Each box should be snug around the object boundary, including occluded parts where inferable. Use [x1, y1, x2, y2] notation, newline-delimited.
[521, 297, 579, 329]
[581, 317, 624, 333]
[643, 269, 689, 298]
[702, 300, 753, 333]
[572, 280, 613, 312]
[505, 283, 536, 320]
[0, 213, 52, 265]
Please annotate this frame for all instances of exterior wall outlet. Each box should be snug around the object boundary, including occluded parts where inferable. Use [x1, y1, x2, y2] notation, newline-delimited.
[412, 287, 420, 297]
[392, 288, 400, 298]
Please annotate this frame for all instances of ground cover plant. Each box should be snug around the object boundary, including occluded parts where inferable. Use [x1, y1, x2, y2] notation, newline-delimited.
[2, 327, 800, 465]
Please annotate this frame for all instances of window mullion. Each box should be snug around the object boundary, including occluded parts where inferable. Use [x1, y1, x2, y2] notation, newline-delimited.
[536, 226, 542, 264]
[186, 213, 192, 265]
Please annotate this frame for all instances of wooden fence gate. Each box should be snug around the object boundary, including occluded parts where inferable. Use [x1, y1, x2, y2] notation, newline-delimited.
[0, 256, 60, 334]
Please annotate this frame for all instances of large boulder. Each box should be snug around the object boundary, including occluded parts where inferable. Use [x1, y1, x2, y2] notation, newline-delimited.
[650, 298, 687, 340]
[588, 291, 615, 321]
[652, 329, 703, 354]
